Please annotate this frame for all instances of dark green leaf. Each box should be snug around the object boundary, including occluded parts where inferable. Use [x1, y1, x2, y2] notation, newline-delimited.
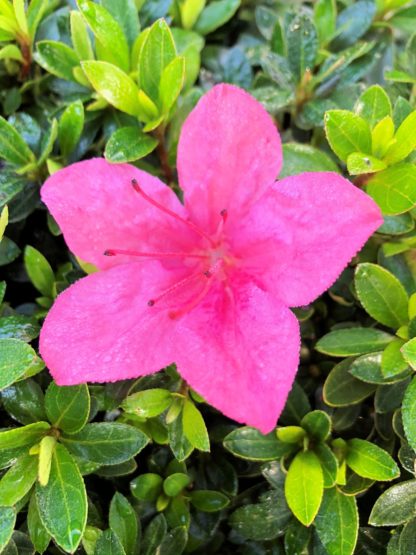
[109, 493, 137, 555]
[280, 143, 339, 178]
[105, 127, 158, 163]
[323, 359, 377, 407]
[0, 454, 38, 506]
[316, 328, 393, 357]
[141, 514, 167, 555]
[223, 427, 293, 461]
[0, 507, 16, 552]
[58, 100, 84, 159]
[189, 490, 229, 512]
[194, 0, 240, 35]
[286, 13, 318, 81]
[27, 494, 51, 555]
[369, 480, 416, 526]
[35, 41, 80, 81]
[0, 116, 34, 167]
[45, 382, 90, 434]
[331, 1, 376, 49]
[0, 339, 43, 391]
[94, 529, 126, 555]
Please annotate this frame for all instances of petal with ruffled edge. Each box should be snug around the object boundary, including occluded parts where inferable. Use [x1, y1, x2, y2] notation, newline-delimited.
[39, 262, 182, 385]
[41, 158, 194, 270]
[177, 84, 282, 232]
[233, 172, 382, 307]
[174, 281, 300, 434]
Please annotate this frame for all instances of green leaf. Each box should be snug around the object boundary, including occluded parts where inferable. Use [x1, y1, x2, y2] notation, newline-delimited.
[315, 488, 358, 555]
[402, 337, 416, 370]
[61, 422, 149, 464]
[35, 41, 80, 81]
[180, 0, 206, 29]
[0, 454, 37, 506]
[0, 422, 50, 450]
[367, 163, 416, 215]
[314, 444, 338, 488]
[138, 19, 176, 102]
[182, 399, 209, 452]
[314, 0, 336, 46]
[301, 411, 331, 441]
[194, 0, 240, 35]
[371, 116, 395, 159]
[355, 263, 409, 328]
[402, 377, 416, 452]
[36, 443, 87, 553]
[324, 110, 372, 162]
[0, 507, 16, 552]
[316, 328, 393, 357]
[37, 118, 58, 168]
[277, 426, 306, 444]
[355, 85, 392, 128]
[323, 359, 377, 407]
[223, 426, 294, 461]
[381, 338, 408, 378]
[24, 246, 54, 297]
[285, 450, 323, 526]
[104, 127, 158, 163]
[346, 152, 386, 175]
[81, 61, 141, 117]
[286, 13, 318, 81]
[346, 438, 399, 481]
[159, 56, 185, 113]
[369, 480, 416, 526]
[349, 352, 409, 384]
[45, 382, 90, 434]
[130, 473, 163, 502]
[70, 11, 94, 61]
[384, 110, 416, 164]
[189, 490, 229, 512]
[94, 529, 126, 555]
[38, 435, 56, 486]
[101, 0, 139, 47]
[163, 473, 191, 497]
[141, 514, 167, 555]
[1, 379, 46, 425]
[0, 116, 34, 167]
[398, 518, 416, 554]
[0, 338, 43, 391]
[27, 494, 51, 555]
[109, 493, 137, 555]
[58, 100, 84, 159]
[280, 143, 339, 178]
[0, 314, 40, 342]
[77, 0, 129, 72]
[331, 0, 376, 49]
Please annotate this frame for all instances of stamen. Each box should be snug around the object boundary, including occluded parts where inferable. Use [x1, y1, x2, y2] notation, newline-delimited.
[147, 269, 211, 307]
[214, 208, 228, 239]
[104, 248, 209, 260]
[131, 179, 215, 246]
[169, 275, 213, 319]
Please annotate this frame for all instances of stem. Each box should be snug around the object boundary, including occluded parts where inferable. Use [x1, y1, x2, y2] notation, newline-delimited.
[154, 126, 174, 185]
[18, 36, 32, 80]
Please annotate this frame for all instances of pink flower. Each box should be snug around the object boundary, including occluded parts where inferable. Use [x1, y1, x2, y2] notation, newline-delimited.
[40, 84, 382, 434]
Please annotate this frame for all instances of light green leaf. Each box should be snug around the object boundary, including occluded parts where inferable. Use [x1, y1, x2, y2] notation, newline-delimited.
[315, 488, 358, 555]
[180, 0, 206, 29]
[285, 450, 323, 526]
[36, 443, 87, 553]
[314, 444, 338, 488]
[402, 337, 416, 370]
[355, 263, 409, 328]
[402, 377, 416, 452]
[13, 0, 27, 34]
[0, 44, 23, 62]
[346, 438, 399, 481]
[381, 338, 408, 378]
[182, 399, 210, 452]
[0, 507, 16, 552]
[367, 163, 416, 215]
[0, 422, 50, 450]
[0, 338, 43, 391]
[45, 382, 90, 434]
[0, 205, 8, 242]
[105, 127, 158, 163]
[316, 328, 393, 357]
[24, 245, 54, 297]
[384, 110, 416, 164]
[58, 100, 84, 159]
[77, 0, 129, 72]
[159, 56, 185, 113]
[314, 0, 336, 46]
[0, 454, 38, 506]
[371, 116, 395, 159]
[346, 152, 386, 175]
[355, 85, 392, 128]
[70, 11, 94, 61]
[38, 435, 56, 487]
[194, 0, 240, 35]
[35, 41, 80, 81]
[81, 61, 141, 117]
[324, 110, 372, 162]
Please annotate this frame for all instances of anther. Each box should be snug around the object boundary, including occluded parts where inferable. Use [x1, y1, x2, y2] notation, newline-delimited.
[220, 209, 228, 222]
[147, 300, 155, 307]
[104, 249, 116, 256]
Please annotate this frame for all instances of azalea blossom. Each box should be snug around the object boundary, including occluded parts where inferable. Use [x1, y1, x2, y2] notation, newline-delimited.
[40, 84, 382, 433]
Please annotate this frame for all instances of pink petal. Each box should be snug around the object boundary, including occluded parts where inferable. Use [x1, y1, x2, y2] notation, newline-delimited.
[177, 84, 282, 231]
[41, 158, 193, 270]
[174, 280, 300, 433]
[39, 262, 179, 384]
[237, 172, 382, 307]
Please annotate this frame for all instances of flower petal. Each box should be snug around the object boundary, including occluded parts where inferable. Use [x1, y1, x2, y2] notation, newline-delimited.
[238, 172, 382, 307]
[174, 281, 300, 433]
[41, 158, 193, 270]
[177, 84, 282, 231]
[39, 262, 178, 385]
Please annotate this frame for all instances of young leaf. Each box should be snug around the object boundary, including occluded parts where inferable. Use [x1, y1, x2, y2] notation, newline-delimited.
[81, 61, 141, 117]
[315, 488, 358, 555]
[70, 11, 94, 61]
[182, 398, 210, 452]
[285, 450, 324, 526]
[159, 56, 185, 113]
[381, 338, 408, 378]
[383, 110, 416, 164]
[163, 473, 191, 497]
[367, 163, 416, 215]
[314, 0, 336, 46]
[105, 127, 158, 164]
[0, 115, 34, 167]
[130, 473, 163, 502]
[38, 435, 56, 486]
[36, 443, 87, 553]
[45, 382, 90, 434]
[372, 116, 395, 159]
[109, 493, 138, 555]
[324, 110, 372, 162]
[355, 85, 392, 128]
[402, 337, 416, 370]
[316, 328, 393, 357]
[346, 153, 386, 175]
[61, 422, 149, 464]
[24, 246, 54, 297]
[355, 263, 409, 328]
[301, 410, 331, 441]
[346, 438, 399, 481]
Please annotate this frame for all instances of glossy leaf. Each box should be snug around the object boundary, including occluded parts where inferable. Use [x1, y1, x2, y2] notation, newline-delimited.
[182, 399, 209, 452]
[324, 110, 372, 162]
[0, 338, 43, 391]
[0, 116, 34, 167]
[0, 507, 16, 552]
[286, 13, 318, 81]
[45, 382, 90, 434]
[316, 328, 393, 357]
[369, 480, 416, 526]
[323, 359, 377, 407]
[366, 164, 416, 215]
[223, 426, 294, 461]
[346, 438, 399, 481]
[194, 0, 240, 35]
[109, 493, 137, 555]
[402, 377, 416, 452]
[0, 454, 38, 506]
[35, 41, 79, 81]
[355, 85, 392, 128]
[105, 127, 158, 164]
[58, 101, 84, 159]
[24, 245, 54, 297]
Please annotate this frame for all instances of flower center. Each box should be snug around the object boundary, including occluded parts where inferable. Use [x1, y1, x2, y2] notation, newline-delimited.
[104, 179, 236, 319]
